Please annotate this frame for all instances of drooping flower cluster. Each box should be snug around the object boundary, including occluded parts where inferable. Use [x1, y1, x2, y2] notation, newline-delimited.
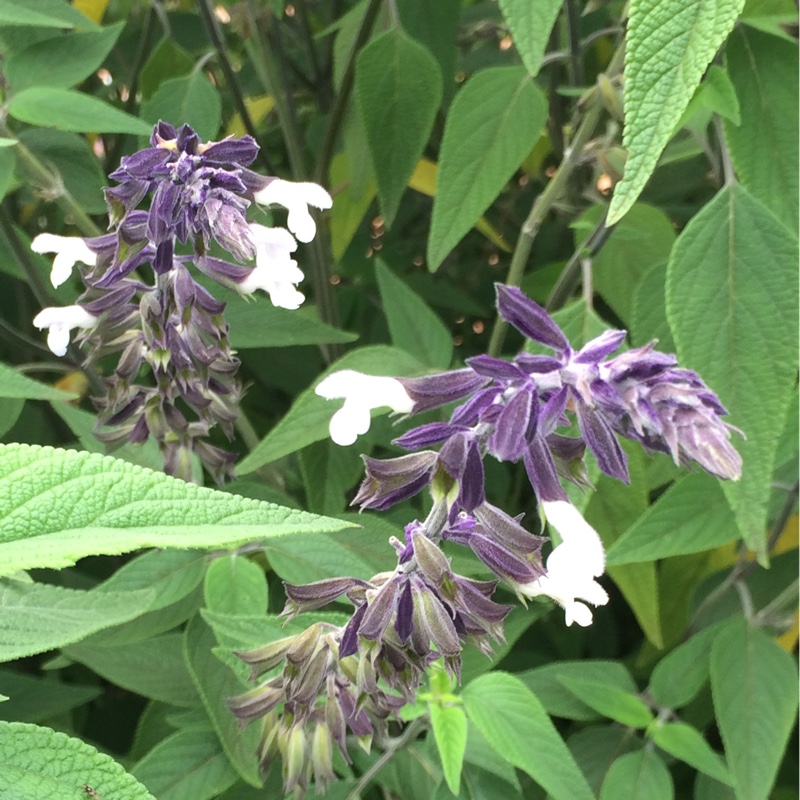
[32, 122, 332, 481]
[230, 284, 741, 795]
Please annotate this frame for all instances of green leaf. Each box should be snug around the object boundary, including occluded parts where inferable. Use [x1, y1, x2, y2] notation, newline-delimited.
[184, 615, 262, 787]
[375, 259, 453, 368]
[8, 88, 152, 135]
[140, 72, 222, 141]
[577, 203, 675, 325]
[608, 0, 745, 224]
[428, 67, 547, 270]
[665, 185, 798, 557]
[723, 26, 798, 233]
[518, 660, 638, 721]
[299, 438, 363, 516]
[497, 0, 563, 77]
[204, 556, 268, 616]
[0, 721, 155, 800]
[586, 441, 663, 648]
[5, 21, 124, 91]
[140, 37, 195, 101]
[19, 127, 108, 214]
[0, 577, 155, 662]
[132, 728, 239, 800]
[566, 725, 641, 795]
[0, 399, 24, 438]
[631, 261, 675, 350]
[648, 621, 726, 709]
[329, 151, 376, 261]
[710, 618, 799, 800]
[0, 147, 17, 203]
[0, 443, 352, 576]
[355, 28, 442, 226]
[0, 361, 75, 401]
[237, 346, 425, 472]
[0, 0, 95, 28]
[66, 634, 201, 707]
[650, 722, 732, 785]
[683, 64, 741, 127]
[462, 721, 521, 791]
[600, 750, 674, 800]
[218, 290, 357, 348]
[0, 669, 101, 723]
[607, 473, 738, 565]
[429, 703, 468, 796]
[557, 677, 653, 728]
[462, 672, 595, 800]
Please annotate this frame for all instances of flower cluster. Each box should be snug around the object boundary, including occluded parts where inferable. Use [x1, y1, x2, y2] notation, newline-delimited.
[32, 122, 331, 481]
[230, 284, 741, 795]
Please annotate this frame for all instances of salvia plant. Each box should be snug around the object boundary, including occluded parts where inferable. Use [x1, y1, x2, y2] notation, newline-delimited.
[0, 2, 796, 800]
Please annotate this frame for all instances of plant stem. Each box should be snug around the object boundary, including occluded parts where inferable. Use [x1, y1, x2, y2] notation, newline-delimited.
[196, 0, 277, 174]
[487, 43, 625, 357]
[346, 716, 427, 800]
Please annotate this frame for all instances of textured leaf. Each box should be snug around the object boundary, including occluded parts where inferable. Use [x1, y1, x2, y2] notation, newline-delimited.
[462, 672, 595, 800]
[710, 618, 799, 800]
[600, 750, 674, 800]
[132, 728, 238, 800]
[557, 677, 653, 728]
[184, 615, 261, 787]
[648, 621, 726, 709]
[607, 473, 738, 565]
[498, 0, 563, 77]
[577, 203, 675, 325]
[238, 346, 425, 472]
[5, 21, 124, 91]
[608, 0, 745, 224]
[0, 669, 101, 723]
[375, 259, 453, 368]
[0, 577, 155, 662]
[650, 722, 732, 785]
[66, 634, 201, 707]
[666, 185, 798, 556]
[0, 721, 155, 800]
[723, 26, 798, 233]
[428, 67, 546, 270]
[8, 88, 152, 134]
[429, 703, 467, 795]
[356, 28, 442, 226]
[518, 660, 638, 721]
[140, 73, 222, 141]
[0, 444, 351, 576]
[0, 361, 75, 401]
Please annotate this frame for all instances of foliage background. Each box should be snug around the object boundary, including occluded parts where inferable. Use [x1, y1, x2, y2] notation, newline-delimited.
[0, 0, 797, 799]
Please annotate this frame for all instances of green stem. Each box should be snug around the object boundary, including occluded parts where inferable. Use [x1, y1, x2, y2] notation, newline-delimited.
[487, 43, 625, 357]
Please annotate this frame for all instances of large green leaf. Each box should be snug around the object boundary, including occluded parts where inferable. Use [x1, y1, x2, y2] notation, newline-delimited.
[498, 0, 562, 77]
[665, 185, 798, 557]
[723, 26, 798, 233]
[204, 556, 268, 616]
[427, 67, 546, 270]
[237, 346, 425, 473]
[631, 261, 675, 350]
[576, 203, 675, 325]
[0, 669, 101, 723]
[8, 88, 152, 135]
[0, 361, 75, 401]
[565, 725, 641, 796]
[132, 728, 239, 800]
[608, 0, 745, 224]
[375, 259, 452, 368]
[0, 444, 352, 576]
[429, 703, 468, 796]
[557, 677, 653, 728]
[5, 21, 124, 91]
[140, 72, 222, 141]
[599, 750, 674, 800]
[0, 0, 95, 28]
[462, 672, 595, 800]
[0, 721, 155, 800]
[355, 28, 442, 226]
[0, 577, 154, 662]
[710, 618, 799, 800]
[650, 722, 732, 785]
[607, 473, 738, 565]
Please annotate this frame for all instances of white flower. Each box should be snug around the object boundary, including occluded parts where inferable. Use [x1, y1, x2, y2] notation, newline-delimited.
[239, 224, 305, 309]
[520, 500, 609, 627]
[315, 370, 414, 446]
[31, 233, 96, 289]
[33, 306, 97, 357]
[253, 179, 333, 243]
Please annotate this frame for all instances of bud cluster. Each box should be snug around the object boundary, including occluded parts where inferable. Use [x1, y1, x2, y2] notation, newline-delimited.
[33, 122, 332, 481]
